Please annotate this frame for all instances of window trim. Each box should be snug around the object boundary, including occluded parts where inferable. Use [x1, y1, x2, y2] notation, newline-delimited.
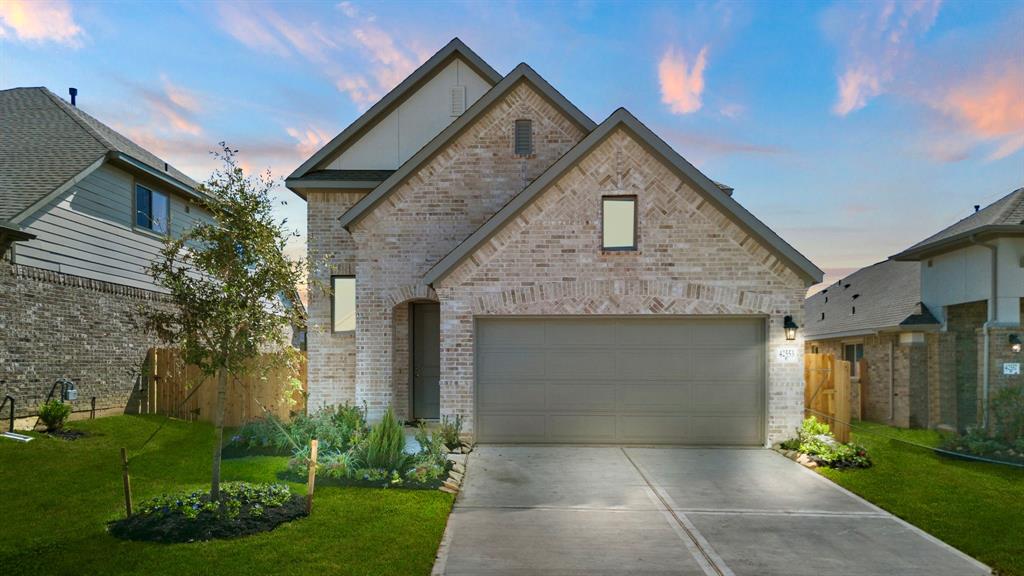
[601, 194, 638, 252]
[331, 275, 356, 334]
[133, 182, 170, 236]
[842, 341, 865, 379]
[513, 119, 533, 157]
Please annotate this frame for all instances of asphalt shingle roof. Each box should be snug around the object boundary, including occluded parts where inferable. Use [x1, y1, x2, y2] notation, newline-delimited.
[897, 187, 1024, 257]
[804, 259, 935, 339]
[0, 87, 197, 222]
[297, 169, 395, 182]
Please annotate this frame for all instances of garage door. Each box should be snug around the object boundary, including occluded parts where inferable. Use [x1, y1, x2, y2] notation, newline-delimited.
[476, 317, 765, 445]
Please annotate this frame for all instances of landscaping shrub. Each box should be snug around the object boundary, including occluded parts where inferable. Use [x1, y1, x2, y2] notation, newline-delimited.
[360, 408, 411, 471]
[781, 416, 871, 469]
[940, 387, 1024, 464]
[438, 414, 464, 450]
[991, 385, 1024, 444]
[228, 403, 368, 455]
[108, 482, 305, 543]
[38, 400, 72, 432]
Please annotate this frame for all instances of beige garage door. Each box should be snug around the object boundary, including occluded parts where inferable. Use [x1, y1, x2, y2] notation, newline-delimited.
[476, 317, 765, 445]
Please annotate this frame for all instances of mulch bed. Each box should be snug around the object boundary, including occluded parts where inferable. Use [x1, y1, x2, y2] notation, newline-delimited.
[108, 495, 307, 543]
[45, 429, 87, 441]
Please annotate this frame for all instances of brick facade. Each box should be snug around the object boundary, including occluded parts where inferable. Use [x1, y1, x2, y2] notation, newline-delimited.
[434, 129, 808, 442]
[346, 81, 587, 421]
[948, 300, 988, 428]
[0, 262, 168, 417]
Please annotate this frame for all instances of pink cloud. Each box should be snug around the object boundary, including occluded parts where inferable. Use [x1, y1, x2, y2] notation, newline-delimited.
[826, 0, 941, 116]
[0, 0, 83, 46]
[286, 125, 332, 158]
[933, 65, 1024, 160]
[658, 45, 709, 115]
[215, 2, 336, 62]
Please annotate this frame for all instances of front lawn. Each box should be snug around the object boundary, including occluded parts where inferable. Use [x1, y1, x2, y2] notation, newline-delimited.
[817, 421, 1024, 576]
[0, 415, 453, 576]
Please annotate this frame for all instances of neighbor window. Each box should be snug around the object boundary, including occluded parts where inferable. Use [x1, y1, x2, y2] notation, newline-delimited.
[514, 119, 533, 156]
[602, 196, 637, 250]
[332, 276, 355, 332]
[135, 184, 168, 234]
[843, 343, 864, 378]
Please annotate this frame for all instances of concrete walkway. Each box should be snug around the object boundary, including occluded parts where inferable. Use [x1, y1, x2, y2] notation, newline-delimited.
[435, 446, 990, 576]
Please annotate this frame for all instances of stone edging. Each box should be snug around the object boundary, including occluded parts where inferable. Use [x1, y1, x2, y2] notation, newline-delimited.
[439, 451, 469, 494]
[771, 445, 819, 469]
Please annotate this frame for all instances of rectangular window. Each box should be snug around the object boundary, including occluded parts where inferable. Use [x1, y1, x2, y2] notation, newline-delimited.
[332, 276, 355, 332]
[135, 184, 169, 234]
[843, 343, 864, 377]
[514, 119, 533, 156]
[602, 196, 637, 251]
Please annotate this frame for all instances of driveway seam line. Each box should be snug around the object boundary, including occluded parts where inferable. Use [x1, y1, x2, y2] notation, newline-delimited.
[621, 447, 735, 576]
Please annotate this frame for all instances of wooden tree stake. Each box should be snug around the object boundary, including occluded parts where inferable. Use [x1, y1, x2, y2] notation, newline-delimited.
[306, 438, 318, 515]
[120, 447, 133, 517]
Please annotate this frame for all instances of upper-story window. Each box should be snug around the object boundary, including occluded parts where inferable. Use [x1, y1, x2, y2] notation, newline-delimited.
[135, 184, 169, 234]
[602, 195, 637, 251]
[332, 276, 356, 333]
[514, 119, 533, 156]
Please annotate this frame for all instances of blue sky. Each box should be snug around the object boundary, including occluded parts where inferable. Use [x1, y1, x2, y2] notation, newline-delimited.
[2, 0, 1022, 287]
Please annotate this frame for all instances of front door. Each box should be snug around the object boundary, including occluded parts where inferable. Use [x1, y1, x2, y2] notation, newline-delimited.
[412, 303, 441, 419]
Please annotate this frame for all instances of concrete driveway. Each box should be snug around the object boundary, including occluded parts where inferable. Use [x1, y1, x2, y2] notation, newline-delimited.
[434, 446, 989, 576]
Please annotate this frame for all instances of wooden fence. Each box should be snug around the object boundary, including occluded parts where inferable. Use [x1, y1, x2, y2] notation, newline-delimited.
[804, 353, 851, 443]
[138, 348, 307, 427]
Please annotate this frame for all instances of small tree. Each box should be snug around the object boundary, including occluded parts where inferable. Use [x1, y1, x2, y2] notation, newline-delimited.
[147, 145, 304, 500]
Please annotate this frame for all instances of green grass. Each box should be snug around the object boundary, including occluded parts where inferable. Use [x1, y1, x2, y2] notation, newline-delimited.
[817, 421, 1024, 576]
[0, 415, 453, 576]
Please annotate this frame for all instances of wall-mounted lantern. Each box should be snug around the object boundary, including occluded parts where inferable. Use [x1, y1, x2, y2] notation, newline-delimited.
[784, 315, 799, 341]
[1010, 334, 1022, 354]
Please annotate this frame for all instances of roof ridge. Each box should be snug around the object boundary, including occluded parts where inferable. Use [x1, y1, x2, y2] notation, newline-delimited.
[38, 87, 116, 153]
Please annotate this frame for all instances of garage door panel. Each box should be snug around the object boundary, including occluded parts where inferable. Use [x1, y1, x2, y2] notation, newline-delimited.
[689, 349, 761, 381]
[616, 349, 691, 379]
[547, 382, 616, 411]
[545, 349, 616, 378]
[478, 381, 547, 412]
[545, 320, 616, 347]
[689, 415, 762, 444]
[479, 414, 547, 442]
[690, 381, 761, 412]
[547, 414, 617, 442]
[478, 320, 545, 347]
[478, 349, 546, 379]
[688, 319, 762, 347]
[619, 383, 690, 412]
[615, 321, 694, 347]
[476, 317, 765, 445]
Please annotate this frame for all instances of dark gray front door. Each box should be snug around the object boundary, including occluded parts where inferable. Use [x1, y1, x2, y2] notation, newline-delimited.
[413, 303, 441, 419]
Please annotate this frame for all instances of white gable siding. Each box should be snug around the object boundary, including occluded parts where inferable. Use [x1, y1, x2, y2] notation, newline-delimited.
[15, 162, 209, 292]
[327, 57, 492, 170]
[920, 237, 1024, 324]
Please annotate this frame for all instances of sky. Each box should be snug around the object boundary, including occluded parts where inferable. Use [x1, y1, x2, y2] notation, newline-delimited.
[2, 0, 1022, 290]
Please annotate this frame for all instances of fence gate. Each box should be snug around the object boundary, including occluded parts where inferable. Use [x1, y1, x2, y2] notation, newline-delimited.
[804, 353, 851, 443]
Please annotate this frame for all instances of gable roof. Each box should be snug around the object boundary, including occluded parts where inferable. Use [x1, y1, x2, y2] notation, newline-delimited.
[804, 259, 938, 339]
[336, 62, 597, 229]
[893, 187, 1024, 260]
[423, 108, 823, 286]
[287, 38, 502, 187]
[0, 86, 199, 224]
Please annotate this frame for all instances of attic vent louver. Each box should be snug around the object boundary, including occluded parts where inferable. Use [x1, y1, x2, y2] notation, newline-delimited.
[450, 85, 466, 116]
[852, 294, 860, 300]
[514, 119, 533, 156]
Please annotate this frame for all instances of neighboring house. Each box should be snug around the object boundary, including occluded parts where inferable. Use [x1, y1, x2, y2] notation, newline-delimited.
[0, 86, 209, 417]
[289, 39, 822, 445]
[805, 188, 1024, 431]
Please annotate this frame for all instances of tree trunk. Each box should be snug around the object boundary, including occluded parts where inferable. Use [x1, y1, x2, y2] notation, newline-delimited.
[211, 366, 228, 501]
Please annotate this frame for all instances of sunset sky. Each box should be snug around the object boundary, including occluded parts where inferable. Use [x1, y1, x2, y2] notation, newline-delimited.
[2, 0, 1022, 288]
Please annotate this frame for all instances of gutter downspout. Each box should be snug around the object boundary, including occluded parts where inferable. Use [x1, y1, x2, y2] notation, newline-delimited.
[971, 235, 998, 430]
[889, 339, 895, 422]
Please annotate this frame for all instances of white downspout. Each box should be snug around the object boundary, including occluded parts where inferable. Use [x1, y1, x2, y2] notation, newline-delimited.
[889, 339, 895, 422]
[972, 235, 997, 430]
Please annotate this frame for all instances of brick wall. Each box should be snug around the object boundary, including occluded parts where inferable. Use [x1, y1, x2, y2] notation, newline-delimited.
[436, 128, 809, 443]
[947, 300, 988, 428]
[305, 190, 364, 411]
[928, 332, 957, 429]
[348, 81, 587, 420]
[0, 262, 168, 417]
[980, 299, 1024, 433]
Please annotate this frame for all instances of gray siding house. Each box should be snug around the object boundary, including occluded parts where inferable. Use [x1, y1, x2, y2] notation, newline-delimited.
[0, 87, 209, 417]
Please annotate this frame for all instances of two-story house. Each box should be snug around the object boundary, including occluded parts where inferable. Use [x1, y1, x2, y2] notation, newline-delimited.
[805, 188, 1024, 431]
[0, 86, 210, 418]
[289, 39, 823, 445]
